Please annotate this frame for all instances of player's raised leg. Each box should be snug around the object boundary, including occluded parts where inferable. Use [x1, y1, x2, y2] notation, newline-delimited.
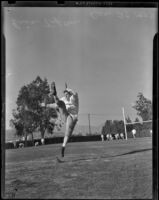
[51, 82, 69, 122]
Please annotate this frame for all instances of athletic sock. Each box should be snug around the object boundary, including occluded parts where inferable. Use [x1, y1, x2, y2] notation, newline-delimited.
[51, 82, 57, 96]
[61, 146, 65, 157]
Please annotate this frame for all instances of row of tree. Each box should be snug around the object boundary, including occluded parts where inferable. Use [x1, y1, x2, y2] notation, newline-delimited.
[101, 120, 124, 136]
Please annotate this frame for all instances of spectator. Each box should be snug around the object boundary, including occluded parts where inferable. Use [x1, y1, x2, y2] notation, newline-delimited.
[106, 134, 110, 141]
[120, 133, 124, 139]
[35, 142, 39, 146]
[101, 134, 104, 141]
[19, 143, 24, 148]
[115, 133, 119, 140]
[13, 141, 17, 148]
[41, 138, 45, 145]
[132, 129, 136, 139]
[150, 129, 152, 137]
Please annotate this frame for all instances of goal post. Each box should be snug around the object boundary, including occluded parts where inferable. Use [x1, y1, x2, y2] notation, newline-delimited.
[122, 107, 152, 139]
[122, 107, 128, 140]
[125, 120, 152, 125]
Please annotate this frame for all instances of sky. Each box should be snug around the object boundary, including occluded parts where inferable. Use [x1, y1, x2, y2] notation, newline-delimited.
[4, 7, 157, 128]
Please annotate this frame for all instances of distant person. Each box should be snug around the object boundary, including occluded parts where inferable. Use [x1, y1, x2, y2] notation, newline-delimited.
[107, 134, 113, 140]
[101, 134, 104, 141]
[13, 141, 17, 148]
[132, 129, 136, 139]
[115, 133, 119, 140]
[19, 143, 24, 148]
[112, 134, 116, 140]
[35, 142, 39, 147]
[41, 138, 45, 145]
[40, 82, 79, 158]
[120, 133, 124, 139]
[106, 134, 110, 141]
[150, 129, 152, 137]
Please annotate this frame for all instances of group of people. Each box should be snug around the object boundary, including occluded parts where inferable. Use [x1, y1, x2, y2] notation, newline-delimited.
[101, 129, 152, 140]
[101, 133, 125, 141]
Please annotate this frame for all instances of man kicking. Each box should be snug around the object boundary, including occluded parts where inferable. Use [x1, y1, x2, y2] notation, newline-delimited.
[41, 82, 79, 158]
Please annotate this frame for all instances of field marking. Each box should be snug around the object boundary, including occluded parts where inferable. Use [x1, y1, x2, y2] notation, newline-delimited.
[85, 159, 93, 162]
[103, 159, 110, 162]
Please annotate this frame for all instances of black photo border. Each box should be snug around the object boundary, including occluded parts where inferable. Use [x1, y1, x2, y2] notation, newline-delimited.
[1, 1, 158, 199]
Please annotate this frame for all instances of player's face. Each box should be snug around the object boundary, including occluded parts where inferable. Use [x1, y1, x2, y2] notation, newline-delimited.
[65, 92, 70, 100]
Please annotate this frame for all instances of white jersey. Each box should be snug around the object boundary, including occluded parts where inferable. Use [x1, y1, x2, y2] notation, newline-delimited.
[60, 92, 79, 118]
[132, 129, 136, 134]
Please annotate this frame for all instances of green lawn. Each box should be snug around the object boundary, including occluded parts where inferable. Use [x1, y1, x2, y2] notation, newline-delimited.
[4, 137, 152, 199]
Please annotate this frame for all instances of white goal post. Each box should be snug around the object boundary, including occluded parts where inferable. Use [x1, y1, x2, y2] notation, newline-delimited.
[122, 107, 152, 140]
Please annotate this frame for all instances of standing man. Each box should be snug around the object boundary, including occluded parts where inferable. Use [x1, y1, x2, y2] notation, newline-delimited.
[132, 129, 136, 139]
[120, 133, 124, 139]
[101, 133, 104, 141]
[41, 82, 79, 157]
[150, 129, 152, 137]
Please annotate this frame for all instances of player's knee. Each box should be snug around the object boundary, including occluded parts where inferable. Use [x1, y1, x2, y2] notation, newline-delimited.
[67, 120, 74, 130]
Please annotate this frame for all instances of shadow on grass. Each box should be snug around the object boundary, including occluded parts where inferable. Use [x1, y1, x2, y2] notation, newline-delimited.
[57, 148, 152, 163]
[115, 148, 152, 157]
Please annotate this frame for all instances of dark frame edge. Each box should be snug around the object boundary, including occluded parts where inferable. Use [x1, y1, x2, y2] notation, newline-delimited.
[1, 7, 6, 199]
[153, 32, 159, 200]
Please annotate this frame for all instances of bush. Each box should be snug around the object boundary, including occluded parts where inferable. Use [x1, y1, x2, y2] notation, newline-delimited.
[5, 135, 103, 149]
[5, 142, 15, 149]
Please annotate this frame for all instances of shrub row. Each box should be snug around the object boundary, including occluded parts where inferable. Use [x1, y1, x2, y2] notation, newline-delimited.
[5, 135, 101, 149]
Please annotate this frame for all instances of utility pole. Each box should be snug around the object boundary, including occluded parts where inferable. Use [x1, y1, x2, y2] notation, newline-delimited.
[24, 105, 28, 147]
[122, 107, 128, 140]
[88, 113, 91, 135]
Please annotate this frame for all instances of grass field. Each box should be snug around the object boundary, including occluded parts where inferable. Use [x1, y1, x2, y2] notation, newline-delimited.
[4, 137, 152, 199]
